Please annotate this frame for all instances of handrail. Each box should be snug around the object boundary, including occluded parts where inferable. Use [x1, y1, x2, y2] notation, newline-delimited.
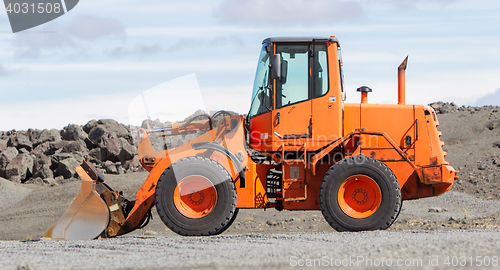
[310, 129, 416, 175]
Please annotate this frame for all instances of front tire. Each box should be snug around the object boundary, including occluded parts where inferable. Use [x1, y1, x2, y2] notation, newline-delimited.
[319, 156, 402, 231]
[155, 157, 238, 236]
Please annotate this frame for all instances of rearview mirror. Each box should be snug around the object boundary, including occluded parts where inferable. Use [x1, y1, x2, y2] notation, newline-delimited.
[271, 54, 281, 80]
[281, 60, 288, 84]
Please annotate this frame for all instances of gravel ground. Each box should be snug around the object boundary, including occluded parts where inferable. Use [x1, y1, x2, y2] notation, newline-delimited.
[2, 230, 500, 270]
[2, 173, 500, 241]
[0, 178, 32, 210]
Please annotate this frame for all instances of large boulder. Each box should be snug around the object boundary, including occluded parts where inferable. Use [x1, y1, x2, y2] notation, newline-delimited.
[60, 140, 88, 155]
[7, 133, 33, 151]
[29, 129, 61, 147]
[52, 153, 84, 179]
[124, 155, 142, 172]
[31, 142, 51, 156]
[0, 139, 7, 152]
[61, 124, 87, 141]
[48, 141, 72, 155]
[32, 141, 71, 156]
[26, 129, 41, 143]
[0, 158, 7, 178]
[88, 148, 103, 163]
[0, 147, 19, 178]
[97, 119, 130, 138]
[61, 124, 95, 149]
[32, 155, 54, 180]
[118, 138, 136, 162]
[5, 153, 34, 183]
[83, 119, 99, 134]
[101, 133, 122, 162]
[1, 147, 18, 160]
[88, 125, 108, 145]
[88, 126, 122, 162]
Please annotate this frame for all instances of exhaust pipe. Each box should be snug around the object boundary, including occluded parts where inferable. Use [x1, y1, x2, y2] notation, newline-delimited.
[357, 86, 372, 104]
[398, 56, 408, 105]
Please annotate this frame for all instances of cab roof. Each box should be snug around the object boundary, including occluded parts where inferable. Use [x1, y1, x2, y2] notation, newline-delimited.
[262, 36, 339, 44]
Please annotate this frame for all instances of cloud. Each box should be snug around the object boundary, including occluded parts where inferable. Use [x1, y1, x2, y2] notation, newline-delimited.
[106, 43, 163, 58]
[213, 0, 365, 25]
[106, 36, 245, 57]
[213, 0, 459, 25]
[12, 24, 76, 58]
[11, 15, 125, 59]
[0, 15, 8, 25]
[64, 15, 125, 40]
[366, 0, 458, 9]
[0, 64, 10, 77]
[208, 36, 245, 47]
[471, 89, 500, 106]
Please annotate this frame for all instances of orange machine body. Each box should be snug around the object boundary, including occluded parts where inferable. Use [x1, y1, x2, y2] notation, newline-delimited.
[116, 36, 456, 235]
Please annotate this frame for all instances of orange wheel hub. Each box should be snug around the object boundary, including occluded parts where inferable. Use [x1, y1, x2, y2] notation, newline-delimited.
[337, 174, 382, 218]
[173, 175, 217, 219]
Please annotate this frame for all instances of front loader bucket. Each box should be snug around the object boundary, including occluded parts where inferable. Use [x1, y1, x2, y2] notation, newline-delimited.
[43, 164, 110, 240]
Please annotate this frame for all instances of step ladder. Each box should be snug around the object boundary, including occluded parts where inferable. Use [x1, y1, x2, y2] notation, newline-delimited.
[281, 143, 308, 202]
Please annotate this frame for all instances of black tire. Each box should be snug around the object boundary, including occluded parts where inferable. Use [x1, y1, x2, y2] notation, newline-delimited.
[319, 156, 402, 231]
[155, 156, 238, 236]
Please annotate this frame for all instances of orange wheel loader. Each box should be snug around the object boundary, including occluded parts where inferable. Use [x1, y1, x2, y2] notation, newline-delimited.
[43, 36, 457, 240]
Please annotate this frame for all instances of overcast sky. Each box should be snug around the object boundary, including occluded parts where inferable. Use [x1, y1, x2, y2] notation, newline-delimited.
[0, 0, 499, 130]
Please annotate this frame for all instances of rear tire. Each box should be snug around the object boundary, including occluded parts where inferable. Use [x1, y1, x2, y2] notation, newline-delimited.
[319, 156, 401, 231]
[155, 157, 238, 236]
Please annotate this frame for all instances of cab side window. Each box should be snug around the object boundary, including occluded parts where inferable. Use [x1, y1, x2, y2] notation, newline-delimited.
[313, 44, 329, 98]
[275, 43, 329, 108]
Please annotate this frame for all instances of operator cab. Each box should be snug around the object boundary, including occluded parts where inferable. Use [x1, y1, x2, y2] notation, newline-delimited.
[248, 37, 344, 152]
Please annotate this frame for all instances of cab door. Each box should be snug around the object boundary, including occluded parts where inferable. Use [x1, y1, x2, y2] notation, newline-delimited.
[272, 43, 312, 143]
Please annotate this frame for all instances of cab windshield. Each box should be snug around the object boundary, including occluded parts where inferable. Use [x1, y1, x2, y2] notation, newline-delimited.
[248, 44, 271, 118]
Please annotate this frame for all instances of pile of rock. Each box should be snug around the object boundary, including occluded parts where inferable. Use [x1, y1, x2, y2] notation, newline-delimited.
[0, 119, 142, 184]
[429, 102, 459, 114]
[429, 101, 500, 114]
